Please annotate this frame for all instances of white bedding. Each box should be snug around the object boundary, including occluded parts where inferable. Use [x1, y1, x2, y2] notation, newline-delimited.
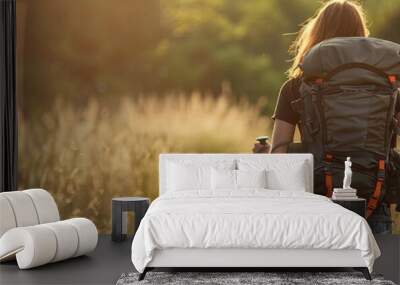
[131, 190, 380, 273]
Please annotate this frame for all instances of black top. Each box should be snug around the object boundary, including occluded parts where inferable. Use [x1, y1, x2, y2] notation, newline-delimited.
[272, 78, 302, 125]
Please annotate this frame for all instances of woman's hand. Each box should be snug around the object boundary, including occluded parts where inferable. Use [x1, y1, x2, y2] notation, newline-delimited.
[252, 143, 270, 153]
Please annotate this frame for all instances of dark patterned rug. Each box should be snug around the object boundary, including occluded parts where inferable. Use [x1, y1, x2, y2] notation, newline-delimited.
[116, 271, 395, 285]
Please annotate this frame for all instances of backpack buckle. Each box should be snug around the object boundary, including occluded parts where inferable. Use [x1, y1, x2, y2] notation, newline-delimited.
[388, 75, 398, 88]
[377, 160, 385, 181]
[377, 171, 385, 181]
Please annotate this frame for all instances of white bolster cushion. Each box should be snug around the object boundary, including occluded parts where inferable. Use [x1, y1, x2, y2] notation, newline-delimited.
[63, 218, 98, 257]
[0, 191, 39, 227]
[42, 221, 79, 262]
[24, 189, 60, 224]
[0, 196, 17, 237]
[0, 189, 60, 238]
[0, 218, 98, 269]
[0, 226, 57, 268]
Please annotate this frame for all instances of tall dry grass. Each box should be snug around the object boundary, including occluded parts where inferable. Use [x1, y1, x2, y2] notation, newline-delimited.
[18, 93, 269, 233]
[17, 93, 400, 234]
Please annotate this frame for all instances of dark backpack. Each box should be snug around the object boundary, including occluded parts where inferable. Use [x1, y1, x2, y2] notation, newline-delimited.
[291, 37, 400, 218]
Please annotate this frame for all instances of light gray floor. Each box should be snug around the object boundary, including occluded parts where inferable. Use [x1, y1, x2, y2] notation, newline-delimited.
[1, 235, 398, 285]
[0, 235, 134, 285]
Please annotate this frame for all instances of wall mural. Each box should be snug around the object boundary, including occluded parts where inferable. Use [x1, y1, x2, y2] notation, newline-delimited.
[16, 0, 400, 233]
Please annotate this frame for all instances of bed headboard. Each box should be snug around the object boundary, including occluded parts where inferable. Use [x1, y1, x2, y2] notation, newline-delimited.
[159, 153, 314, 195]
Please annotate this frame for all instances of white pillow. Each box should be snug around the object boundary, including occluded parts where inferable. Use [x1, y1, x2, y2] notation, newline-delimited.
[238, 159, 308, 191]
[266, 162, 307, 191]
[237, 169, 267, 189]
[166, 159, 236, 192]
[211, 169, 268, 190]
[211, 169, 236, 190]
[167, 162, 211, 191]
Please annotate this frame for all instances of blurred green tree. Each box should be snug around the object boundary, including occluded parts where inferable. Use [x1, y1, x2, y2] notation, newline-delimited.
[18, 0, 400, 116]
[374, 6, 400, 43]
[152, 0, 317, 113]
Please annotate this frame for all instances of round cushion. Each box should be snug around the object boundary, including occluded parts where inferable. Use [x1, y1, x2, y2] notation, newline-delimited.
[0, 196, 17, 237]
[0, 191, 39, 227]
[0, 226, 57, 269]
[0, 218, 98, 269]
[42, 221, 79, 262]
[64, 218, 98, 257]
[24, 189, 60, 224]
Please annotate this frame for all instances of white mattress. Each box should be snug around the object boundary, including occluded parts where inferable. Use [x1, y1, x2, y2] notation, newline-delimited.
[131, 190, 380, 273]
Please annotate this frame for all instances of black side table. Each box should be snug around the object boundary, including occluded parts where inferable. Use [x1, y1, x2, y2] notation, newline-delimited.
[332, 198, 366, 218]
[112, 197, 150, 242]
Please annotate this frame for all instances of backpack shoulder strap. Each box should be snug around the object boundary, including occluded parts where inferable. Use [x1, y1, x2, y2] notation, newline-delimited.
[367, 160, 386, 218]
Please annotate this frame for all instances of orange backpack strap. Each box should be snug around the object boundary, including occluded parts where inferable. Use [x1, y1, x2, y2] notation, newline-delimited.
[324, 154, 334, 198]
[366, 160, 385, 218]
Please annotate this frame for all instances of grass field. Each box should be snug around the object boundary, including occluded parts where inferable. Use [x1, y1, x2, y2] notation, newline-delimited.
[17, 93, 399, 234]
[18, 93, 269, 233]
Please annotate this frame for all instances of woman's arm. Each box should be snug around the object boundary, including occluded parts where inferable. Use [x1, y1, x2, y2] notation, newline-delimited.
[270, 119, 296, 153]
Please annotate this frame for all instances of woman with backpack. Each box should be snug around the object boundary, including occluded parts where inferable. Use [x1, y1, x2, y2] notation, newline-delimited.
[260, 0, 400, 234]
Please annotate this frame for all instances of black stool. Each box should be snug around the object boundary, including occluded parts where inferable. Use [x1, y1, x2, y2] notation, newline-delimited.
[112, 197, 150, 242]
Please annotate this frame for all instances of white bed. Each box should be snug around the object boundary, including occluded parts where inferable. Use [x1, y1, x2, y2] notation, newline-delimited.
[131, 154, 380, 280]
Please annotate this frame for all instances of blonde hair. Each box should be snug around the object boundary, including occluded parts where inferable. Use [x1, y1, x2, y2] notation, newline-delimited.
[288, 0, 369, 78]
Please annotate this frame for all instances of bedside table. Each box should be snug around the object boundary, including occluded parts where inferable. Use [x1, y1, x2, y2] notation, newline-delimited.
[332, 198, 366, 218]
[112, 197, 150, 242]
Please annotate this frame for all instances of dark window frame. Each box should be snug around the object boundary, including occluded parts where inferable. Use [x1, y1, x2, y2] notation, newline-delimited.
[0, 0, 17, 192]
